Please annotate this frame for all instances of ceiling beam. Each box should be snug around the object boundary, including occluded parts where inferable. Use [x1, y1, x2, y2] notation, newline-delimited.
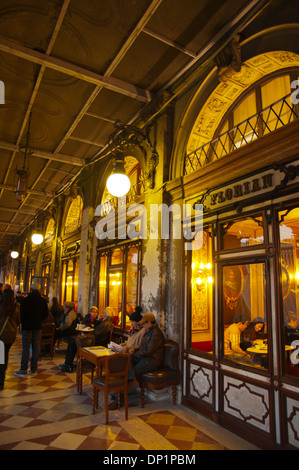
[0, 139, 84, 166]
[0, 35, 153, 103]
[0, 183, 53, 198]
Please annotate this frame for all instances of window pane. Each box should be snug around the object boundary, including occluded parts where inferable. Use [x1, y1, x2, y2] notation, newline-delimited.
[222, 216, 264, 250]
[223, 263, 268, 369]
[61, 263, 66, 302]
[98, 255, 107, 314]
[108, 271, 122, 323]
[191, 228, 213, 353]
[111, 248, 123, 265]
[126, 245, 139, 329]
[279, 208, 299, 379]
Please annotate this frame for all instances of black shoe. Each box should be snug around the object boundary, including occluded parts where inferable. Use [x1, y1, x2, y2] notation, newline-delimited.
[59, 363, 66, 369]
[60, 365, 73, 373]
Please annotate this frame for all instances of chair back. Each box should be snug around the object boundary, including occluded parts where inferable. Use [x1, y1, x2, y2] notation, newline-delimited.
[162, 339, 179, 371]
[76, 334, 95, 351]
[41, 322, 55, 339]
[105, 353, 130, 379]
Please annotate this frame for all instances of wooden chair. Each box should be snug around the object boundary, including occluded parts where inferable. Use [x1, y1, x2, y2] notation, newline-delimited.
[138, 339, 180, 407]
[76, 334, 96, 393]
[39, 322, 56, 360]
[92, 353, 131, 424]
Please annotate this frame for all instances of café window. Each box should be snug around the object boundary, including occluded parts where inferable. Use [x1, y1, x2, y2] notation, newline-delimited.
[222, 262, 268, 370]
[98, 243, 140, 330]
[190, 227, 214, 354]
[61, 258, 79, 307]
[221, 215, 264, 250]
[279, 207, 299, 379]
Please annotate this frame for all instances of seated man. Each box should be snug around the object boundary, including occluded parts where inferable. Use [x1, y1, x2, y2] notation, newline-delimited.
[59, 306, 113, 372]
[55, 301, 77, 342]
[129, 313, 164, 378]
[118, 306, 145, 353]
[224, 320, 253, 364]
[109, 313, 164, 409]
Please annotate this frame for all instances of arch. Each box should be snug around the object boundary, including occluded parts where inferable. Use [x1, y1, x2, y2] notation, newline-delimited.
[44, 218, 55, 244]
[64, 195, 83, 235]
[171, 50, 299, 179]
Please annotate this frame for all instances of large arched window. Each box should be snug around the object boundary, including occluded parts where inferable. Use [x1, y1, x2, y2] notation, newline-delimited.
[184, 52, 299, 175]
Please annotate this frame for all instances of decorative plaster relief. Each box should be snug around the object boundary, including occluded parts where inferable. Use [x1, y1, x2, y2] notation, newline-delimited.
[223, 376, 270, 433]
[190, 364, 213, 404]
[286, 396, 299, 449]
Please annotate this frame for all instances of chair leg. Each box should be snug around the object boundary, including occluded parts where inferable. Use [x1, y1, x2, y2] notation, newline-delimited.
[105, 390, 109, 425]
[92, 386, 97, 414]
[124, 386, 128, 421]
[172, 386, 177, 405]
[140, 383, 145, 407]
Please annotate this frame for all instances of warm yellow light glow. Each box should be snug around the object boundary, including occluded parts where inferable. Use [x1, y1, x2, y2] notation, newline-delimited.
[106, 173, 130, 197]
[31, 233, 44, 245]
[10, 251, 19, 259]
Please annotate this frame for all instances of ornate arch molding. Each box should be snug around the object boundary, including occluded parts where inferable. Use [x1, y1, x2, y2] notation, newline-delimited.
[171, 49, 299, 180]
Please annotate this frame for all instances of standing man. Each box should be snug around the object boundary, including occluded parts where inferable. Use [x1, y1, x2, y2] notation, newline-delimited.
[15, 282, 48, 376]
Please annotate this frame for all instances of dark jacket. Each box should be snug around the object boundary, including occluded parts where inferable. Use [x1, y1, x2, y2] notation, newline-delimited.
[20, 290, 49, 330]
[0, 298, 19, 344]
[94, 318, 113, 346]
[135, 324, 164, 368]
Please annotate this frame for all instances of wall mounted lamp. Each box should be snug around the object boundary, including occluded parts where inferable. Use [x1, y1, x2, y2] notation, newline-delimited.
[106, 158, 130, 197]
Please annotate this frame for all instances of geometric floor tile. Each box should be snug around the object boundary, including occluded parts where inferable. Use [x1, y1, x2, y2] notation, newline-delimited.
[0, 333, 259, 451]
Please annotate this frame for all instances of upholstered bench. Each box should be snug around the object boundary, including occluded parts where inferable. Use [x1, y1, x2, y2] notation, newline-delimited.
[138, 339, 180, 407]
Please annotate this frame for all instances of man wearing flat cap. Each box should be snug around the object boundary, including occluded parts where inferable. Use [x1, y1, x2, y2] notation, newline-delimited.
[129, 312, 164, 379]
[15, 282, 49, 377]
[119, 306, 145, 353]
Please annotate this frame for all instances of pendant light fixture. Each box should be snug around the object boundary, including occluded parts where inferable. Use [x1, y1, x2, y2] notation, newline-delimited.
[31, 215, 44, 245]
[10, 250, 19, 259]
[106, 158, 130, 197]
[15, 112, 32, 202]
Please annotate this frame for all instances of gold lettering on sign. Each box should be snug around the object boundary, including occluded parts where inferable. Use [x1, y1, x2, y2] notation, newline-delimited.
[210, 173, 273, 206]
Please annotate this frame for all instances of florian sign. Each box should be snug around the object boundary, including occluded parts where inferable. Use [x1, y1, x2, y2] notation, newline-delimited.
[95, 201, 203, 251]
[195, 162, 299, 213]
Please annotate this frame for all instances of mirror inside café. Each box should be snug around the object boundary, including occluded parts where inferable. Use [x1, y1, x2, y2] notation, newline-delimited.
[279, 207, 299, 379]
[222, 263, 268, 369]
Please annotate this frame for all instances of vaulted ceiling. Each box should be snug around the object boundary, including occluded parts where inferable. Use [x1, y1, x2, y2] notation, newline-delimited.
[0, 0, 270, 255]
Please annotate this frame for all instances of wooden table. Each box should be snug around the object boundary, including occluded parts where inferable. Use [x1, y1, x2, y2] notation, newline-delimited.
[77, 346, 114, 394]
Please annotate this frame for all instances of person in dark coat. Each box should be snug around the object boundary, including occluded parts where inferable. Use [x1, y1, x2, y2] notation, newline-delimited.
[109, 312, 164, 409]
[15, 282, 48, 376]
[129, 313, 165, 378]
[59, 306, 113, 373]
[0, 289, 19, 389]
[50, 297, 64, 327]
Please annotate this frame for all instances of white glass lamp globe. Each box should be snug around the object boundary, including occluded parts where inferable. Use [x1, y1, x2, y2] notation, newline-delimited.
[106, 173, 131, 197]
[31, 233, 44, 245]
[10, 251, 19, 259]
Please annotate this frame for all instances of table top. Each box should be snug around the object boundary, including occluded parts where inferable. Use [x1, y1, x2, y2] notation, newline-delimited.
[76, 326, 94, 332]
[80, 346, 114, 357]
[247, 345, 294, 353]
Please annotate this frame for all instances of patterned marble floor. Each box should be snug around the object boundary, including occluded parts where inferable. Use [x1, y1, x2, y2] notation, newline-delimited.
[0, 333, 258, 451]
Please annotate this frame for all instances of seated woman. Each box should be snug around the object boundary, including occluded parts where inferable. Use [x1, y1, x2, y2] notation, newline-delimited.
[240, 316, 268, 368]
[59, 306, 113, 372]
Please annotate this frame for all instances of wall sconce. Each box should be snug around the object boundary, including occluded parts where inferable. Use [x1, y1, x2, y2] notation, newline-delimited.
[10, 251, 19, 259]
[106, 158, 130, 197]
[195, 263, 213, 291]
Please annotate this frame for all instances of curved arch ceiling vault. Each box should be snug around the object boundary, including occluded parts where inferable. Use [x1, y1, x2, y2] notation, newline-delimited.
[186, 51, 299, 157]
